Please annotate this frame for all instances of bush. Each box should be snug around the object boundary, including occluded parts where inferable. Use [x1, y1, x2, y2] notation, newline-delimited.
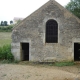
[0, 25, 13, 32]
[0, 44, 14, 61]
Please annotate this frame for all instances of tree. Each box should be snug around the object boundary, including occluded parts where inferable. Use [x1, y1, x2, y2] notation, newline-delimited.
[17, 19, 22, 24]
[66, 0, 80, 18]
[10, 20, 13, 24]
[4, 21, 8, 26]
[1, 21, 4, 26]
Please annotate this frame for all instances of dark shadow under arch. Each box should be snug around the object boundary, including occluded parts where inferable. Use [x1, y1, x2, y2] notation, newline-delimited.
[46, 19, 58, 43]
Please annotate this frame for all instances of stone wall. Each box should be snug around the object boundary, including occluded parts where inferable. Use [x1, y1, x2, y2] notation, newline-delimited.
[11, 0, 80, 62]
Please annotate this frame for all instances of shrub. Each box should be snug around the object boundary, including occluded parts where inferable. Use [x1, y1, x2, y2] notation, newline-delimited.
[0, 44, 14, 61]
[0, 25, 13, 32]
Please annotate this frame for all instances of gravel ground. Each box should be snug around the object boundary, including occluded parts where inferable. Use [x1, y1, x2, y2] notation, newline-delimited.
[0, 64, 80, 80]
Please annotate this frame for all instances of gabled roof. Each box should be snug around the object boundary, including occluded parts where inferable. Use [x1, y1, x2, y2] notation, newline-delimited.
[13, 0, 80, 30]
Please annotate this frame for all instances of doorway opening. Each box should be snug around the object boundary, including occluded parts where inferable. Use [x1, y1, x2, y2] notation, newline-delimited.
[21, 43, 29, 61]
[74, 43, 80, 61]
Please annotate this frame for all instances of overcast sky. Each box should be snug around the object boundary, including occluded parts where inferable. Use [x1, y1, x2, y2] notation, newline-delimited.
[0, 0, 70, 23]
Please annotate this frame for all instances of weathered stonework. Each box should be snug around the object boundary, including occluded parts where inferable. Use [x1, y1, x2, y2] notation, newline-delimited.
[11, 0, 80, 62]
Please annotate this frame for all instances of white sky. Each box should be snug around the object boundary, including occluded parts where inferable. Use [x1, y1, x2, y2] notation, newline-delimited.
[0, 0, 70, 23]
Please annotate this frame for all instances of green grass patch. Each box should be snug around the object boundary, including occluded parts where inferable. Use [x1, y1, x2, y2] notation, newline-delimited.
[0, 44, 14, 60]
[0, 32, 11, 47]
[0, 44, 19, 64]
[0, 59, 19, 64]
[54, 62, 74, 67]
[0, 59, 13, 64]
[18, 61, 75, 67]
[0, 32, 19, 64]
[0, 39, 11, 47]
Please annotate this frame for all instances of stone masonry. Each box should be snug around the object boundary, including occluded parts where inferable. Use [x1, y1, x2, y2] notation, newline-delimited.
[11, 0, 80, 62]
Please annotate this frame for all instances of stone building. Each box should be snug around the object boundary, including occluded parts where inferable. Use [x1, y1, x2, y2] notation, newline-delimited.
[11, 0, 80, 62]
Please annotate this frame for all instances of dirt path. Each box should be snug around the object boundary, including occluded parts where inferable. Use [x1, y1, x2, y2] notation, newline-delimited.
[0, 64, 80, 80]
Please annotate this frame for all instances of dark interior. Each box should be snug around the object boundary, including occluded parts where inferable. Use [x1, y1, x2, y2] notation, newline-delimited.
[74, 43, 80, 61]
[46, 19, 58, 43]
[21, 43, 29, 61]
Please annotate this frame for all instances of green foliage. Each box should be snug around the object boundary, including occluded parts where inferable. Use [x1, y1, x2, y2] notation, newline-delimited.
[66, 0, 80, 18]
[0, 44, 14, 61]
[4, 21, 8, 26]
[0, 59, 19, 64]
[13, 60, 19, 63]
[1, 21, 4, 26]
[0, 25, 13, 32]
[0, 32, 11, 47]
[17, 20, 22, 24]
[1, 21, 8, 26]
[10, 20, 13, 24]
[55, 62, 74, 67]
[0, 59, 13, 64]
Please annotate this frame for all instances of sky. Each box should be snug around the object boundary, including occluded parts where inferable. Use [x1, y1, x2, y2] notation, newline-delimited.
[0, 0, 70, 24]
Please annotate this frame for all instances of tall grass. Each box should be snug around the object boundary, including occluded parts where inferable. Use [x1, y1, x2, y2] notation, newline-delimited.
[0, 44, 14, 61]
[0, 32, 11, 47]
[0, 32, 15, 63]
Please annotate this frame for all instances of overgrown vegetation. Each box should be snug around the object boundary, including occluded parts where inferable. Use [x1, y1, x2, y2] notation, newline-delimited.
[0, 44, 20, 64]
[18, 61, 75, 67]
[0, 25, 13, 32]
[54, 62, 74, 67]
[0, 59, 19, 64]
[0, 32, 11, 47]
[38, 62, 75, 67]
[0, 44, 14, 61]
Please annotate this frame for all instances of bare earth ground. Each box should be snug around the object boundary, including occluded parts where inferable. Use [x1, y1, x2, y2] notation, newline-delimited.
[0, 63, 80, 80]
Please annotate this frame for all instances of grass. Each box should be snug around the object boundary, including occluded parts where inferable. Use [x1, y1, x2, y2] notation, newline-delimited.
[0, 32, 17, 63]
[54, 62, 75, 67]
[18, 61, 75, 67]
[0, 32, 11, 47]
[0, 32, 76, 66]
[0, 60, 19, 64]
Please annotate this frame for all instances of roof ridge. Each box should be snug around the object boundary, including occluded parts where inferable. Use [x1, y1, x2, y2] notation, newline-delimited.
[50, 0, 55, 2]
[50, 0, 55, 1]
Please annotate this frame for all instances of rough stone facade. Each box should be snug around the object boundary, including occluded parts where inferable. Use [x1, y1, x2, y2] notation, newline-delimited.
[11, 0, 80, 62]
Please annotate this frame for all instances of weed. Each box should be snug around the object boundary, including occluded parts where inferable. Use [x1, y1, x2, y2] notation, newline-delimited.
[0, 44, 14, 61]
[13, 60, 19, 63]
[36, 74, 41, 76]
[48, 63, 54, 66]
[0, 59, 19, 64]
[26, 75, 31, 79]
[2, 74, 7, 77]
[54, 62, 74, 67]
[1, 59, 12, 64]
